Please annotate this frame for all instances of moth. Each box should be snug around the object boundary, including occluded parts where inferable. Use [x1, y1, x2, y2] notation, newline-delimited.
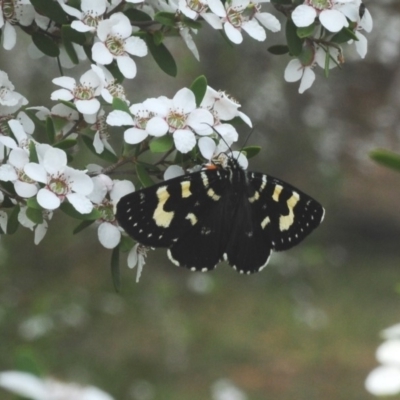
[116, 154, 324, 274]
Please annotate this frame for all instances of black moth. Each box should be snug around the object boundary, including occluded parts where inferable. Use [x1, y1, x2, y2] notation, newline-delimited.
[116, 154, 324, 274]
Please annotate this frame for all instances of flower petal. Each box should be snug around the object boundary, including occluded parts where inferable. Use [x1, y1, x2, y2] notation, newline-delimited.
[291, 5, 316, 28]
[124, 36, 148, 57]
[37, 188, 61, 210]
[67, 193, 94, 214]
[319, 9, 348, 32]
[284, 59, 303, 83]
[242, 20, 266, 41]
[98, 222, 121, 249]
[92, 42, 114, 65]
[224, 22, 242, 44]
[14, 181, 38, 198]
[173, 129, 196, 153]
[116, 55, 137, 79]
[146, 117, 169, 137]
[299, 67, 315, 94]
[106, 110, 134, 126]
[365, 366, 400, 396]
[124, 127, 148, 144]
[198, 136, 216, 160]
[0, 371, 47, 399]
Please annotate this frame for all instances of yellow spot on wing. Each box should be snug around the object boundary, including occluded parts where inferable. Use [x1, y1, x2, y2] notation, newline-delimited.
[279, 192, 299, 231]
[249, 191, 260, 203]
[272, 185, 283, 202]
[180, 181, 192, 198]
[153, 186, 174, 228]
[261, 216, 270, 229]
[207, 188, 221, 201]
[185, 213, 197, 225]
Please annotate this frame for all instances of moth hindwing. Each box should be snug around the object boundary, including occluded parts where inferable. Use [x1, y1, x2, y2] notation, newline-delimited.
[116, 156, 325, 274]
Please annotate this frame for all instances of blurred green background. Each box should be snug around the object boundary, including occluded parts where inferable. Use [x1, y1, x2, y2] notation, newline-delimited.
[1, 2, 400, 399]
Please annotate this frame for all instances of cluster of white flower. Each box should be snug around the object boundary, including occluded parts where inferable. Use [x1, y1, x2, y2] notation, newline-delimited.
[365, 323, 400, 397]
[284, 0, 373, 93]
[107, 86, 250, 154]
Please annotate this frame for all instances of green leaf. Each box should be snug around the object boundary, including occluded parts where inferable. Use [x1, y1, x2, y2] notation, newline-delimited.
[297, 24, 315, 38]
[26, 207, 43, 225]
[271, 0, 292, 4]
[7, 205, 20, 234]
[29, 141, 39, 163]
[190, 75, 208, 107]
[112, 97, 130, 113]
[60, 202, 102, 220]
[153, 30, 164, 46]
[26, 197, 42, 210]
[30, 0, 68, 24]
[59, 100, 77, 111]
[120, 235, 134, 252]
[81, 134, 119, 163]
[111, 246, 121, 292]
[149, 135, 174, 153]
[145, 33, 177, 77]
[242, 145, 261, 159]
[61, 25, 86, 45]
[124, 8, 153, 22]
[104, 63, 124, 83]
[267, 45, 289, 55]
[46, 117, 56, 144]
[154, 11, 177, 27]
[136, 163, 155, 188]
[181, 17, 202, 29]
[331, 27, 358, 44]
[62, 36, 79, 65]
[73, 220, 95, 234]
[32, 32, 60, 58]
[369, 148, 400, 173]
[54, 138, 78, 150]
[15, 348, 44, 377]
[286, 19, 303, 57]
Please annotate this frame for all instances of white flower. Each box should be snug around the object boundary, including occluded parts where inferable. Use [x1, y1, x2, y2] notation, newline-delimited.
[0, 371, 114, 400]
[0, 71, 28, 116]
[292, 0, 360, 33]
[92, 12, 148, 79]
[205, 0, 280, 44]
[365, 322, 400, 397]
[51, 70, 102, 118]
[91, 64, 129, 104]
[89, 176, 135, 249]
[144, 88, 214, 153]
[24, 147, 94, 213]
[28, 104, 79, 140]
[0, 148, 38, 198]
[0, 119, 33, 152]
[91, 110, 116, 155]
[284, 46, 339, 93]
[18, 206, 53, 244]
[164, 164, 185, 180]
[0, 1, 35, 50]
[127, 243, 149, 282]
[58, 0, 107, 32]
[201, 86, 252, 126]
[351, 5, 373, 59]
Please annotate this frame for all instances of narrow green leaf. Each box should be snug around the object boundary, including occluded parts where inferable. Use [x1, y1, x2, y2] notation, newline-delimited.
[104, 63, 124, 83]
[111, 246, 121, 292]
[136, 163, 155, 188]
[153, 30, 164, 46]
[81, 134, 119, 163]
[59, 100, 77, 111]
[267, 45, 289, 55]
[30, 0, 68, 24]
[286, 19, 303, 56]
[7, 205, 20, 234]
[73, 220, 95, 234]
[181, 17, 202, 29]
[46, 117, 56, 144]
[124, 8, 153, 22]
[29, 141, 39, 163]
[149, 135, 174, 153]
[112, 97, 130, 113]
[26, 207, 43, 225]
[120, 235, 134, 253]
[369, 148, 400, 173]
[54, 138, 78, 150]
[61, 25, 86, 45]
[26, 197, 42, 210]
[241, 145, 261, 159]
[60, 202, 102, 220]
[32, 32, 60, 58]
[15, 348, 44, 377]
[190, 75, 208, 107]
[297, 24, 315, 38]
[331, 27, 358, 44]
[145, 34, 177, 77]
[154, 11, 177, 27]
[62, 37, 79, 65]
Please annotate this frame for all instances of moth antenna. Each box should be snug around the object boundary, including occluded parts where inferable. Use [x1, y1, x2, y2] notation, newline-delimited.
[236, 126, 256, 162]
